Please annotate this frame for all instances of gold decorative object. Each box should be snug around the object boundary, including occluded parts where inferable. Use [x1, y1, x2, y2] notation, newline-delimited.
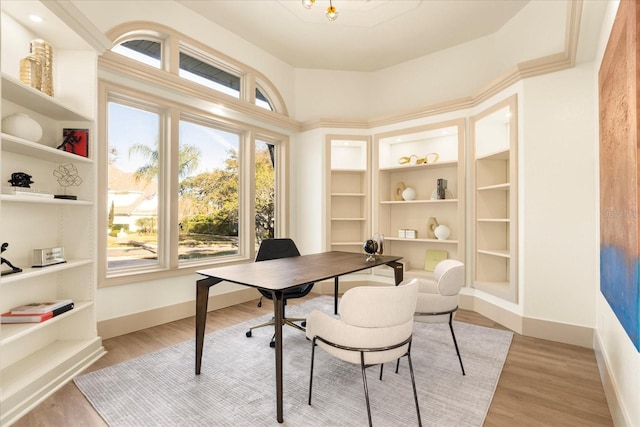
[394, 181, 406, 201]
[30, 39, 53, 96]
[399, 155, 418, 165]
[415, 152, 439, 165]
[426, 217, 439, 239]
[425, 152, 439, 163]
[19, 54, 41, 90]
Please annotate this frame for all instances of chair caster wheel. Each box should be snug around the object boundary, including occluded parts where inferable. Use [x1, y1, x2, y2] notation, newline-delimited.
[246, 330, 252, 337]
[301, 321, 307, 327]
[270, 341, 276, 348]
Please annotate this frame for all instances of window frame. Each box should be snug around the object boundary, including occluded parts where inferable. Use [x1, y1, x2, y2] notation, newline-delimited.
[174, 113, 245, 267]
[109, 93, 168, 274]
[98, 33, 290, 286]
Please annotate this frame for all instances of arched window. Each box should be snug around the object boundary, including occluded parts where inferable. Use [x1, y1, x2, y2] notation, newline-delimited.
[100, 24, 289, 284]
[107, 23, 287, 114]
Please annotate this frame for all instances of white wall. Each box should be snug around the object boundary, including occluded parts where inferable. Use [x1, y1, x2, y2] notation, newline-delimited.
[290, 128, 325, 255]
[96, 273, 245, 320]
[520, 64, 597, 326]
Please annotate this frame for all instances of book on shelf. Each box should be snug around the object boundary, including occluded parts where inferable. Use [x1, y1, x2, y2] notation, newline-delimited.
[10, 299, 74, 315]
[1, 311, 54, 323]
[2, 186, 54, 198]
[424, 250, 448, 272]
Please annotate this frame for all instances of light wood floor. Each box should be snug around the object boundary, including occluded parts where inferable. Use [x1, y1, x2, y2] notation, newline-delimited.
[13, 294, 613, 427]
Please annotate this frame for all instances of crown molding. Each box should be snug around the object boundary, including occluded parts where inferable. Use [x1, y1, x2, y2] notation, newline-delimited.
[300, 118, 370, 131]
[42, 0, 113, 53]
[300, 0, 583, 132]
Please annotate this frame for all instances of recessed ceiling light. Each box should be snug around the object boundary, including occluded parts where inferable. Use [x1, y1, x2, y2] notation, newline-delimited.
[29, 15, 43, 23]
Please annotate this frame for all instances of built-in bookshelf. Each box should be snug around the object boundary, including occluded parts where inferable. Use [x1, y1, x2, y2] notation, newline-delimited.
[0, 3, 105, 425]
[470, 95, 518, 302]
[325, 136, 370, 254]
[373, 119, 465, 279]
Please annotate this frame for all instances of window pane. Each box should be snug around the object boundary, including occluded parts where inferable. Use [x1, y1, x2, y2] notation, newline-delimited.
[179, 52, 240, 98]
[178, 120, 240, 262]
[112, 39, 162, 68]
[107, 102, 161, 270]
[255, 88, 273, 111]
[255, 140, 275, 245]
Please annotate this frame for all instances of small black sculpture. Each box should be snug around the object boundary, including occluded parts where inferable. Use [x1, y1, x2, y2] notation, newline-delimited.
[1, 242, 22, 276]
[8, 172, 34, 188]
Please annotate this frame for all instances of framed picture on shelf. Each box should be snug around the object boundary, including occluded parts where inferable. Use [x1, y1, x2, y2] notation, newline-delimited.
[58, 128, 89, 158]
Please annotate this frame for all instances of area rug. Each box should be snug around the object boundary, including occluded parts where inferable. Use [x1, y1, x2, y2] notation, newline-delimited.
[74, 296, 512, 426]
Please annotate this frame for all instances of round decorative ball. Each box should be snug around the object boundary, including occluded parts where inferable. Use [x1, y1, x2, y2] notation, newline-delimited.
[1, 113, 43, 142]
[363, 239, 378, 255]
[434, 224, 451, 240]
[402, 187, 416, 201]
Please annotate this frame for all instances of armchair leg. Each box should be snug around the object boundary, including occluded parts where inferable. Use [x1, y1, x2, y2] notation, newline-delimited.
[448, 313, 465, 375]
[360, 352, 373, 427]
[406, 351, 423, 427]
[308, 339, 316, 405]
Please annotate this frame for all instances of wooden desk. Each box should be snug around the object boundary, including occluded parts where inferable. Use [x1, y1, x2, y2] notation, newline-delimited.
[195, 251, 403, 423]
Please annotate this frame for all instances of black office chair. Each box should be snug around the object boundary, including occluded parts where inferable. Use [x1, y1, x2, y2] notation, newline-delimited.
[245, 238, 314, 347]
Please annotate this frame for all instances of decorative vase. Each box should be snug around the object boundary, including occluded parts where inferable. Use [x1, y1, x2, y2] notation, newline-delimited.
[434, 224, 451, 240]
[30, 39, 54, 96]
[1, 113, 43, 142]
[19, 54, 42, 90]
[402, 187, 416, 201]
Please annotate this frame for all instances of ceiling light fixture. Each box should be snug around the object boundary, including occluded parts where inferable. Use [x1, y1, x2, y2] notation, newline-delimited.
[302, 0, 339, 22]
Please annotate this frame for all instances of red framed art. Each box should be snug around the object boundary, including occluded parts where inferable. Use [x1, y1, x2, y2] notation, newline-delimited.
[58, 128, 89, 158]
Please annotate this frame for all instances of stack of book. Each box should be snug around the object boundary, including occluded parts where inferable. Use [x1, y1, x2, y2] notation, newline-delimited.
[1, 299, 74, 323]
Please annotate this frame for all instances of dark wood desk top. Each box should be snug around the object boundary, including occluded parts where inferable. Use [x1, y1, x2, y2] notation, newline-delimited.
[197, 251, 402, 291]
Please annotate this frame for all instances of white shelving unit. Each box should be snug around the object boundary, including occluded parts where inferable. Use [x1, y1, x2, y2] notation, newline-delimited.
[1, 4, 105, 424]
[470, 95, 518, 302]
[373, 119, 465, 279]
[326, 136, 370, 254]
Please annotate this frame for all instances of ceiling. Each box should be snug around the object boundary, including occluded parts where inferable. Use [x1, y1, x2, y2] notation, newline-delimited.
[176, 0, 530, 72]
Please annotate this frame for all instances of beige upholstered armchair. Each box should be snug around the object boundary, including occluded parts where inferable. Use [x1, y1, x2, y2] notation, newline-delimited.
[412, 259, 466, 375]
[305, 279, 422, 427]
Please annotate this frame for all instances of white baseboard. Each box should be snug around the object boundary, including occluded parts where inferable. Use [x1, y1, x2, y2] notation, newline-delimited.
[97, 287, 259, 339]
[594, 330, 632, 427]
[100, 283, 594, 349]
